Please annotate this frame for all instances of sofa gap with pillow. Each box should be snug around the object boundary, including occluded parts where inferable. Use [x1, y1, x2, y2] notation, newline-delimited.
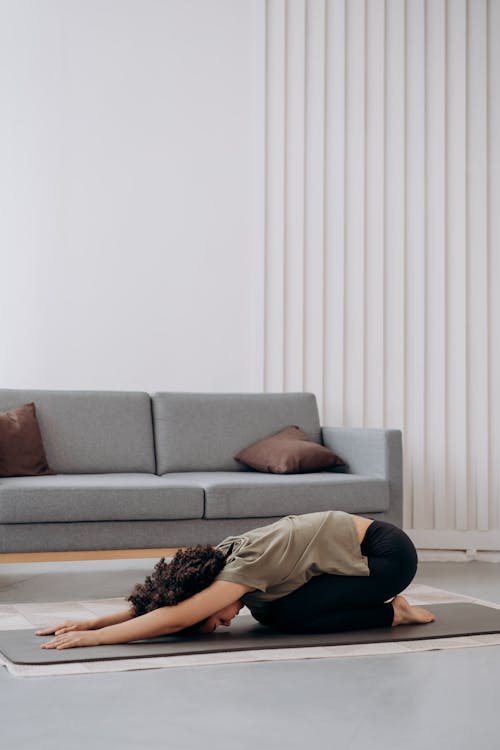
[0, 390, 402, 555]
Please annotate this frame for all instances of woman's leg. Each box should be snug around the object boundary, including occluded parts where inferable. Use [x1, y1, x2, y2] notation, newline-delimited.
[252, 520, 419, 633]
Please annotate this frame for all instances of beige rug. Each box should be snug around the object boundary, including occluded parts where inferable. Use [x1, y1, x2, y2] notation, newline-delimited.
[1, 583, 500, 678]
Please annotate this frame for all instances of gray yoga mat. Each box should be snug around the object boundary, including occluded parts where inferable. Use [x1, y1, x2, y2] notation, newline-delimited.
[1, 602, 499, 665]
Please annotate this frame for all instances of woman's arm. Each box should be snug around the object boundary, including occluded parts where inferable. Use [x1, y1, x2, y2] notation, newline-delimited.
[41, 581, 253, 649]
[36, 606, 135, 636]
[92, 606, 136, 629]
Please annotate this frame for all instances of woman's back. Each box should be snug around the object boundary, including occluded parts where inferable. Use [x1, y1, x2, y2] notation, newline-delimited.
[214, 510, 371, 614]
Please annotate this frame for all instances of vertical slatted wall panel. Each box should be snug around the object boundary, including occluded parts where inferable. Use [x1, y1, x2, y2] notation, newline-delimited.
[344, 0, 366, 426]
[425, 0, 447, 529]
[446, 0, 468, 531]
[261, 0, 499, 546]
[284, 0, 306, 393]
[303, 0, 326, 413]
[364, 0, 385, 430]
[324, 0, 346, 425]
[489, 0, 500, 531]
[384, 0, 405, 437]
[405, 0, 426, 530]
[467, 0, 490, 531]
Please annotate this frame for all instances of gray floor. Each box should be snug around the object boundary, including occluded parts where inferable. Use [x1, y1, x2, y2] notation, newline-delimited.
[1, 559, 500, 750]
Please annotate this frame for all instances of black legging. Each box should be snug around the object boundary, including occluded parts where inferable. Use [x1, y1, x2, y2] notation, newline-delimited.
[250, 520, 418, 633]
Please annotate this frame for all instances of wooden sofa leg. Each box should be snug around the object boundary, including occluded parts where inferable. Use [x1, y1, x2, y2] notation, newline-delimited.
[0, 548, 183, 563]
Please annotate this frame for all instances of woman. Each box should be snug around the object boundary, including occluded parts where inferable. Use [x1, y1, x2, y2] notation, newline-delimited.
[36, 510, 435, 650]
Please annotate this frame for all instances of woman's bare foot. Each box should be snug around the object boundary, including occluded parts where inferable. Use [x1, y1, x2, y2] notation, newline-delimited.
[391, 595, 436, 627]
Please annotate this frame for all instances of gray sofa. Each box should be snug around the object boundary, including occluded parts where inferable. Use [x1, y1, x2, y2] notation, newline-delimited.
[0, 390, 403, 554]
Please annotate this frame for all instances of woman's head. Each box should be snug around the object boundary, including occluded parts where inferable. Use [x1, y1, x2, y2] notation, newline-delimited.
[127, 544, 227, 628]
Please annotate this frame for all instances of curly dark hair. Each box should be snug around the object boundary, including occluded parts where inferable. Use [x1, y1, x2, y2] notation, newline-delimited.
[126, 544, 227, 633]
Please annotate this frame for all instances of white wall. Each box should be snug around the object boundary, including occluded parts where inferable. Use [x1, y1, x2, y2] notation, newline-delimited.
[0, 0, 262, 392]
[1, 0, 499, 549]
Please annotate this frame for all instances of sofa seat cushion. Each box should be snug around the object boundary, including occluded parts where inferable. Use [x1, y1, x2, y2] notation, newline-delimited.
[163, 472, 389, 519]
[0, 474, 204, 523]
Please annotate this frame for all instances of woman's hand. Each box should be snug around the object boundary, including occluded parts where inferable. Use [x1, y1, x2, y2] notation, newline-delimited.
[40, 630, 102, 650]
[35, 619, 97, 637]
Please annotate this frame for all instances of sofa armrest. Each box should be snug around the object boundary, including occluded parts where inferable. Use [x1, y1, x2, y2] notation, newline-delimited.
[322, 427, 403, 527]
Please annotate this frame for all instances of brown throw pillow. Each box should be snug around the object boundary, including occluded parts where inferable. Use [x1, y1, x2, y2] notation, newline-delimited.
[0, 402, 56, 477]
[234, 425, 346, 474]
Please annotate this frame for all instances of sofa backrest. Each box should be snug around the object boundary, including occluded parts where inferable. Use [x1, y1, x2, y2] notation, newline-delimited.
[0, 389, 156, 474]
[152, 392, 321, 474]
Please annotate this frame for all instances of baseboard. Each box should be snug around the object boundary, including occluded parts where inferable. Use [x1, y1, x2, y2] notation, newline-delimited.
[417, 549, 500, 563]
[0, 548, 183, 564]
[406, 528, 500, 552]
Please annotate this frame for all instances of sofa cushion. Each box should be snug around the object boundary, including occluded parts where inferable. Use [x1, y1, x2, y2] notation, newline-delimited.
[0, 390, 156, 474]
[0, 402, 56, 477]
[0, 474, 204, 523]
[163, 471, 390, 519]
[234, 425, 346, 474]
[152, 392, 322, 473]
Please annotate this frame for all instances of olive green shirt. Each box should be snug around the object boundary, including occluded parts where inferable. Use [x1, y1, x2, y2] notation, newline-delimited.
[214, 510, 370, 614]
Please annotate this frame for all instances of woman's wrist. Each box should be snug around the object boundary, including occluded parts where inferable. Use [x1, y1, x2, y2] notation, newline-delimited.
[95, 625, 117, 646]
[94, 627, 105, 645]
